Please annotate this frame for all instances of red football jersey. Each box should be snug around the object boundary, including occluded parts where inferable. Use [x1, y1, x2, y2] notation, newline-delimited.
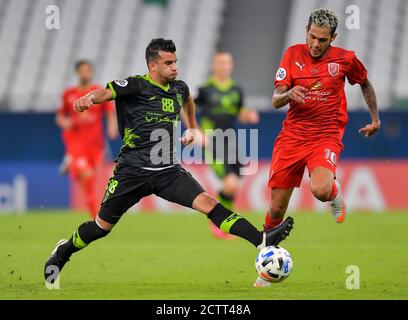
[57, 84, 114, 156]
[274, 44, 368, 144]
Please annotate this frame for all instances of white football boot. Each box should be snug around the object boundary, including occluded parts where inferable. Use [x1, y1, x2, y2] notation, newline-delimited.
[253, 276, 271, 288]
[330, 179, 346, 223]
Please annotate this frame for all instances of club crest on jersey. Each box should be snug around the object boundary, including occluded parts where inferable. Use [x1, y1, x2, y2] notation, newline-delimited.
[276, 68, 286, 81]
[328, 63, 339, 77]
[115, 79, 128, 87]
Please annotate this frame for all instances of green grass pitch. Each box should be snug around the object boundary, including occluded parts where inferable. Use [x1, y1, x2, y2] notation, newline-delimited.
[0, 210, 407, 300]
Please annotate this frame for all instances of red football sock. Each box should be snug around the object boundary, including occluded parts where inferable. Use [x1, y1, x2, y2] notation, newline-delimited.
[82, 175, 98, 219]
[264, 213, 284, 230]
[329, 181, 338, 201]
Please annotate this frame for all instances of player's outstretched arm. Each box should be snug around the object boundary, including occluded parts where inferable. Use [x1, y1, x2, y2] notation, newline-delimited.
[182, 95, 198, 128]
[181, 95, 202, 146]
[272, 85, 308, 108]
[73, 88, 113, 113]
[358, 79, 381, 137]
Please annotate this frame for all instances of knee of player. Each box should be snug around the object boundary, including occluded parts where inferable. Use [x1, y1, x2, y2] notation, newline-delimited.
[222, 185, 239, 197]
[95, 215, 115, 232]
[79, 169, 95, 180]
[204, 194, 219, 209]
[224, 173, 239, 187]
[223, 181, 239, 195]
[193, 192, 219, 214]
[310, 183, 332, 201]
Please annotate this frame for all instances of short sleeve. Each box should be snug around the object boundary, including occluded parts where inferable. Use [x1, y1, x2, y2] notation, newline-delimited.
[177, 80, 190, 103]
[106, 76, 142, 100]
[347, 53, 368, 85]
[274, 47, 292, 88]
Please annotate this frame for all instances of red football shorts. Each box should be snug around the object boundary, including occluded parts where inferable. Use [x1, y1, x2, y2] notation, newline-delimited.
[68, 150, 103, 179]
[268, 134, 343, 189]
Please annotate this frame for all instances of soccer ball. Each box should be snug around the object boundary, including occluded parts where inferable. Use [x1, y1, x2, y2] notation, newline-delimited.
[255, 246, 293, 283]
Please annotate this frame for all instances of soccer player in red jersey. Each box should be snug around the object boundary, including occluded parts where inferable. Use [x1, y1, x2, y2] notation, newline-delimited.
[254, 8, 381, 287]
[56, 60, 118, 218]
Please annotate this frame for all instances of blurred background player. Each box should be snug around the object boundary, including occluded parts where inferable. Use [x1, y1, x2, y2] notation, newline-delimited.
[255, 8, 380, 287]
[195, 52, 259, 239]
[56, 60, 118, 218]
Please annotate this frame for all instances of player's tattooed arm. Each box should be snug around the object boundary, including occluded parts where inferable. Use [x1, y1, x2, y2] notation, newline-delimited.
[359, 79, 381, 137]
[73, 89, 113, 112]
[272, 85, 308, 108]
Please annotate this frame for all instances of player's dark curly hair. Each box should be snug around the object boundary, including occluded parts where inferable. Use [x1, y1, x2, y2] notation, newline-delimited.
[145, 38, 176, 64]
[307, 8, 339, 36]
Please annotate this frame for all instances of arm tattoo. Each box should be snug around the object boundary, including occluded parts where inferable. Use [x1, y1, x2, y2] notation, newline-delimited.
[275, 86, 287, 95]
[272, 86, 289, 108]
[361, 80, 379, 122]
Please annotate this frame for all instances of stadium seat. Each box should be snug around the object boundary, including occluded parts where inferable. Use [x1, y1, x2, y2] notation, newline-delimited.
[0, 0, 225, 111]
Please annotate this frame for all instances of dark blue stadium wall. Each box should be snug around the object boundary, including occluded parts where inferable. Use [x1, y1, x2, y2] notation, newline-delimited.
[0, 111, 406, 210]
[0, 111, 407, 161]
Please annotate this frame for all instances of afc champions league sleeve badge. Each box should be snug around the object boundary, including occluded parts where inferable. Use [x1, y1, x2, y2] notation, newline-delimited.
[275, 67, 287, 81]
[114, 79, 128, 87]
[328, 63, 340, 77]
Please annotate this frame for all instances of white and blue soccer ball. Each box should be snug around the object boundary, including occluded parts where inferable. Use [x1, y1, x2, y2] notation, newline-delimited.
[255, 246, 293, 283]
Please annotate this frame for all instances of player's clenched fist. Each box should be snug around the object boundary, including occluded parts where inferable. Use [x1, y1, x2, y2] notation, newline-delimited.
[73, 96, 93, 112]
[179, 128, 197, 146]
[287, 86, 308, 104]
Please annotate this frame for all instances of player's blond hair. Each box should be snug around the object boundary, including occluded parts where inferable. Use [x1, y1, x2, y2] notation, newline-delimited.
[308, 8, 339, 35]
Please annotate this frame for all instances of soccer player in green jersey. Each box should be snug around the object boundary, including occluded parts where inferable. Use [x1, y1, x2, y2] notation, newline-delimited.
[196, 51, 259, 239]
[44, 39, 293, 285]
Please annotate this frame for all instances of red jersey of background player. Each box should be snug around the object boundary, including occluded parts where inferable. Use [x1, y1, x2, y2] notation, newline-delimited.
[275, 43, 368, 145]
[58, 84, 114, 158]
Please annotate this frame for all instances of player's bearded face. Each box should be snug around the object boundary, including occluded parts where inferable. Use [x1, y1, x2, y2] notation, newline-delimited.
[155, 51, 178, 82]
[306, 24, 336, 58]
